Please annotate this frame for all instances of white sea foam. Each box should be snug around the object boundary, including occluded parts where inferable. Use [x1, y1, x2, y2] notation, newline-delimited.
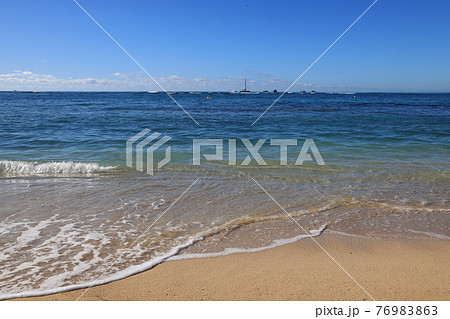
[0, 236, 202, 300]
[407, 230, 450, 240]
[169, 225, 327, 260]
[0, 160, 116, 176]
[0, 224, 327, 300]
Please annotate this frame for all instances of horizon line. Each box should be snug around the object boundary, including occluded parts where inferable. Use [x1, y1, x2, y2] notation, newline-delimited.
[1, 90, 449, 94]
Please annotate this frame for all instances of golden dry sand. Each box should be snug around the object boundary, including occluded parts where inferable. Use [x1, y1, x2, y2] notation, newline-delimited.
[15, 234, 450, 301]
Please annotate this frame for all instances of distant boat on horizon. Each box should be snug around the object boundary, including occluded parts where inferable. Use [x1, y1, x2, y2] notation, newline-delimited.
[240, 79, 251, 93]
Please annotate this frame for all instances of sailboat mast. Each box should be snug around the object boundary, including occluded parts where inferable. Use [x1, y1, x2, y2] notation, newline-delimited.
[245, 79, 247, 90]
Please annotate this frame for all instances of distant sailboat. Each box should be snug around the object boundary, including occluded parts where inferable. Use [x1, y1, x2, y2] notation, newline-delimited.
[240, 79, 251, 93]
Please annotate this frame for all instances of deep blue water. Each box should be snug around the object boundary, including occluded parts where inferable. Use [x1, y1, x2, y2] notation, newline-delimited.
[0, 92, 449, 169]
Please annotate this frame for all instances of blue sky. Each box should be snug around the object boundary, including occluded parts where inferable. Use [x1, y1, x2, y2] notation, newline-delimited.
[0, 0, 449, 92]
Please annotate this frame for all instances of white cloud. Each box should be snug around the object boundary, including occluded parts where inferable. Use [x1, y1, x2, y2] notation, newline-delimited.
[112, 72, 130, 79]
[0, 70, 140, 91]
[0, 70, 323, 91]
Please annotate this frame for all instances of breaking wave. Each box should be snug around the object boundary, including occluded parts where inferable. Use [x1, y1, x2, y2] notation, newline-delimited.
[0, 160, 117, 176]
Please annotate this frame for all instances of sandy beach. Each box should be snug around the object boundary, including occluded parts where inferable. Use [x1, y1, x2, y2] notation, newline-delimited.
[15, 233, 450, 301]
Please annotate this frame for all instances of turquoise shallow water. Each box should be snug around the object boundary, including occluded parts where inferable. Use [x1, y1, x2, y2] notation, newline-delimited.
[0, 92, 449, 166]
[0, 92, 448, 299]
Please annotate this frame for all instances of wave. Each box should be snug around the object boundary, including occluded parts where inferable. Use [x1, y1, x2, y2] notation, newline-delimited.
[0, 237, 200, 300]
[0, 224, 326, 301]
[0, 160, 117, 176]
[170, 225, 327, 260]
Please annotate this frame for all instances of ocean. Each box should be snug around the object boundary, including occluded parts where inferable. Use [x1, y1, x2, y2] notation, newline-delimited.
[0, 91, 449, 299]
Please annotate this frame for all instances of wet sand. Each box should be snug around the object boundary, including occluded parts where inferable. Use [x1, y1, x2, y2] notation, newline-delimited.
[15, 233, 450, 301]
